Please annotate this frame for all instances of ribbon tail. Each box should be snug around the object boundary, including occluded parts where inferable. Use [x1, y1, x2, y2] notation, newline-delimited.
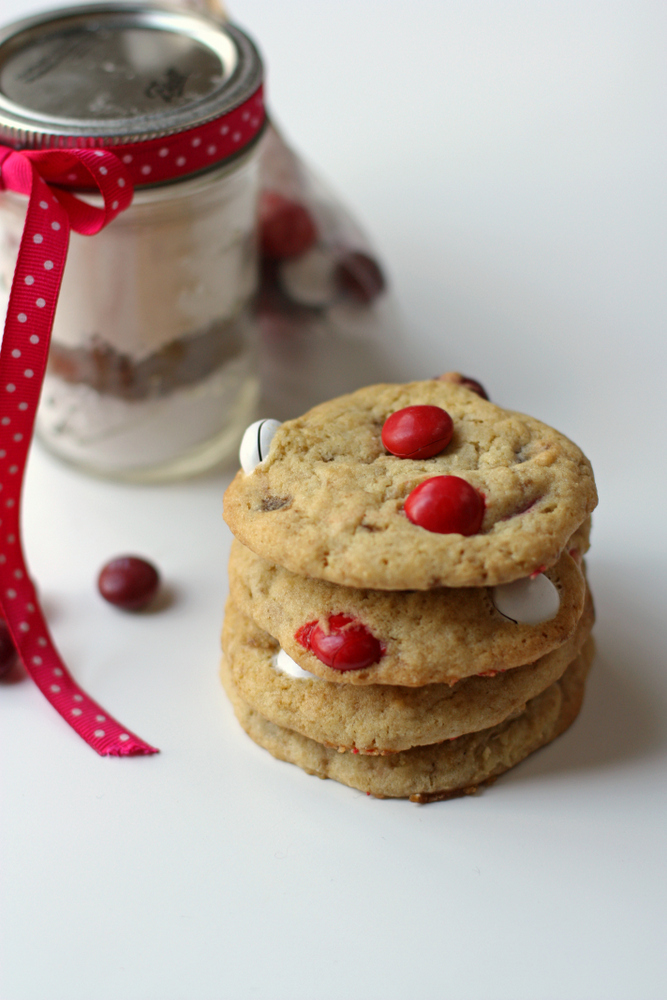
[0, 162, 158, 756]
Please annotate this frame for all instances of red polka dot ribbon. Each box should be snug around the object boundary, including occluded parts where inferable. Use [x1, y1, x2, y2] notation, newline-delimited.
[0, 86, 264, 756]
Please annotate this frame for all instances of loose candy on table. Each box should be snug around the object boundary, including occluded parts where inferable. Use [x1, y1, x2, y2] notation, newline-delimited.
[296, 615, 384, 672]
[404, 475, 485, 536]
[279, 247, 338, 307]
[382, 405, 453, 460]
[259, 190, 318, 259]
[0, 618, 17, 678]
[239, 418, 282, 474]
[98, 557, 160, 611]
[491, 574, 561, 625]
[437, 371, 489, 401]
[334, 250, 386, 304]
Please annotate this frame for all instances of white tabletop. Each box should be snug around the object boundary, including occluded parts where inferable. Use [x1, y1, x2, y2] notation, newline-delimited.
[1, 2, 666, 999]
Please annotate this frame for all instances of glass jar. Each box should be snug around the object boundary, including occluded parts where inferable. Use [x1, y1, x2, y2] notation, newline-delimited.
[0, 3, 264, 481]
[0, 151, 259, 480]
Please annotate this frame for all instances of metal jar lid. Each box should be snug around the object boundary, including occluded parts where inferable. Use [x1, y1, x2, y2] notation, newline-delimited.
[0, 2, 263, 148]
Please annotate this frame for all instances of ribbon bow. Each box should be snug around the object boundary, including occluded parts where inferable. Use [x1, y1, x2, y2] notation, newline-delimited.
[0, 145, 158, 755]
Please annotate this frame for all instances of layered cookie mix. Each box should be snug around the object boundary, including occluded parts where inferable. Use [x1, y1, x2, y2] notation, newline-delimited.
[221, 376, 597, 801]
[0, 155, 260, 474]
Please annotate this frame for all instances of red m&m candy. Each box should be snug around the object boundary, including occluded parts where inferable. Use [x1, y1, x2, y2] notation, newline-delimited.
[98, 556, 160, 611]
[404, 476, 484, 535]
[296, 614, 383, 672]
[0, 618, 17, 679]
[382, 405, 453, 460]
[437, 372, 489, 400]
[259, 191, 318, 260]
[459, 377, 488, 400]
[335, 251, 386, 304]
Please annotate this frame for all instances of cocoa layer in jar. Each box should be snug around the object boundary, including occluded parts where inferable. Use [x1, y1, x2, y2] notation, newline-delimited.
[47, 312, 249, 401]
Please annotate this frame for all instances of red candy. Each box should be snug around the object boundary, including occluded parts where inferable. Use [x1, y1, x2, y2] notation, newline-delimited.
[259, 191, 317, 260]
[335, 251, 386, 304]
[404, 476, 484, 535]
[458, 376, 488, 400]
[437, 372, 489, 400]
[0, 618, 17, 678]
[296, 614, 383, 672]
[382, 405, 453, 460]
[98, 556, 160, 611]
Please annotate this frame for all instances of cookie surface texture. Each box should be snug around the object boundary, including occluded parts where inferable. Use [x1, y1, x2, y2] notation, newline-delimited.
[228, 537, 588, 685]
[222, 594, 594, 753]
[220, 637, 594, 801]
[223, 381, 597, 589]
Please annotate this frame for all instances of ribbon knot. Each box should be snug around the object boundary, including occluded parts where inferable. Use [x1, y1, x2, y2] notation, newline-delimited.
[0, 143, 157, 756]
[0, 146, 133, 232]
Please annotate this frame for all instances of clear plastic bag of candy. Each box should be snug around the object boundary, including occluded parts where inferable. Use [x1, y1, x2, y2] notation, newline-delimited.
[180, 0, 407, 420]
[255, 121, 406, 418]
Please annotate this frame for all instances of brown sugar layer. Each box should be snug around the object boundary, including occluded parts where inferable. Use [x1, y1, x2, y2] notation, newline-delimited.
[47, 311, 249, 400]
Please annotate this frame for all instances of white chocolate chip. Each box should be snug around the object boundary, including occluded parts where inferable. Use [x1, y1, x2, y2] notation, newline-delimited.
[272, 648, 319, 680]
[239, 419, 282, 474]
[279, 247, 338, 307]
[491, 574, 560, 625]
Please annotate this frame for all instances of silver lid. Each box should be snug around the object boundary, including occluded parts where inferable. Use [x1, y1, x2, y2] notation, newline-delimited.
[0, 3, 263, 147]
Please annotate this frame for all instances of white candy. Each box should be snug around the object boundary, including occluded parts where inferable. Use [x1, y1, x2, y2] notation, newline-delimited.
[272, 648, 320, 680]
[279, 247, 338, 307]
[239, 418, 281, 474]
[491, 573, 560, 625]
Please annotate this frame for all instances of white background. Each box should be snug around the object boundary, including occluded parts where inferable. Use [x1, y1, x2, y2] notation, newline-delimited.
[1, 2, 666, 998]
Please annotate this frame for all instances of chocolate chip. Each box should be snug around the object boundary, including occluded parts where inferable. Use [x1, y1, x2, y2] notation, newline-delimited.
[260, 495, 291, 512]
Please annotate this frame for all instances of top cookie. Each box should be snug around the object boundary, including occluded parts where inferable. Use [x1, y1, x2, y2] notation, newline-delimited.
[223, 380, 597, 589]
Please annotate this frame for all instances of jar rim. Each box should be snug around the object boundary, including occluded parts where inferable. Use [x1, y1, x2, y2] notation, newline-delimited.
[0, 3, 263, 147]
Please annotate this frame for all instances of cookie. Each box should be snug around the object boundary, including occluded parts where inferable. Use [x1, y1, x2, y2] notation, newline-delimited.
[223, 380, 597, 590]
[221, 591, 594, 753]
[220, 636, 594, 801]
[228, 533, 588, 685]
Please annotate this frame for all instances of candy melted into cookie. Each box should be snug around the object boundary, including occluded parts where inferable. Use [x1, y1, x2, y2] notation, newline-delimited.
[491, 573, 561, 625]
[296, 615, 385, 672]
[222, 596, 594, 755]
[272, 648, 319, 680]
[239, 419, 282, 474]
[227, 532, 589, 686]
[224, 380, 597, 590]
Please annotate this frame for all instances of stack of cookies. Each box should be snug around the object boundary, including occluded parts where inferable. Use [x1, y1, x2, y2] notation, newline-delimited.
[221, 376, 597, 802]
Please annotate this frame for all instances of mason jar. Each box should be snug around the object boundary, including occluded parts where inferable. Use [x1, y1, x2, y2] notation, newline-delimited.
[0, 3, 265, 481]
